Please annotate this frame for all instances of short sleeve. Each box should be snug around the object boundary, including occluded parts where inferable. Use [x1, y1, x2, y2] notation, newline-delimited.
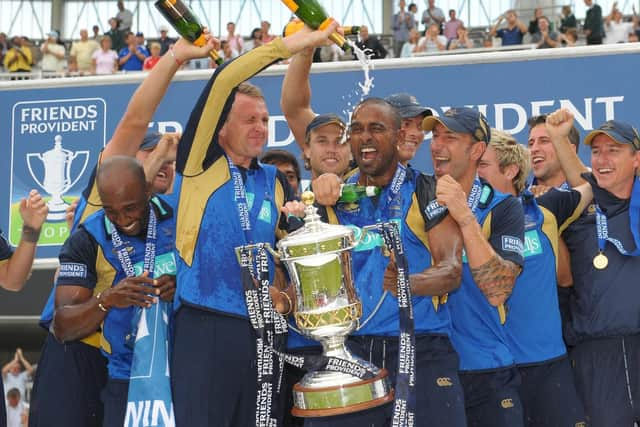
[0, 228, 13, 261]
[536, 188, 582, 231]
[56, 227, 98, 289]
[415, 173, 448, 232]
[488, 196, 525, 268]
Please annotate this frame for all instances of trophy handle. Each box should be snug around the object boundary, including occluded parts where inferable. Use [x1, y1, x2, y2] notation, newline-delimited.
[26, 153, 46, 191]
[62, 150, 90, 194]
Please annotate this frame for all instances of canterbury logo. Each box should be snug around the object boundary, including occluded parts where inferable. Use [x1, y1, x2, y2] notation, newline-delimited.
[436, 377, 453, 387]
[501, 398, 514, 409]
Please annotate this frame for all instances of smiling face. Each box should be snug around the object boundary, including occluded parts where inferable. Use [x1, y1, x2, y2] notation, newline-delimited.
[98, 168, 150, 236]
[135, 149, 175, 194]
[305, 123, 352, 178]
[349, 102, 401, 182]
[478, 145, 517, 195]
[398, 115, 425, 164]
[218, 92, 269, 168]
[430, 123, 482, 181]
[528, 124, 564, 186]
[590, 134, 640, 198]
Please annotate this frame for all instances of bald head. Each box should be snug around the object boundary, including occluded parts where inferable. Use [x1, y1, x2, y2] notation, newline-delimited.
[97, 156, 146, 194]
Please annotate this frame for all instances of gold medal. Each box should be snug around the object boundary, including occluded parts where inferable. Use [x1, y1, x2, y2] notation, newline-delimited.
[593, 252, 609, 270]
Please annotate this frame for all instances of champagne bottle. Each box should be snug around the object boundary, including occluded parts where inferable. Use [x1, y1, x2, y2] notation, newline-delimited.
[154, 0, 223, 65]
[338, 184, 381, 203]
[280, 0, 351, 51]
[284, 20, 360, 37]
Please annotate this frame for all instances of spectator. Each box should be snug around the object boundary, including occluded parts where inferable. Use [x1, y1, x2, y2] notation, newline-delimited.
[118, 31, 148, 71]
[40, 31, 66, 72]
[559, 5, 577, 33]
[6, 388, 28, 427]
[105, 17, 125, 52]
[604, 4, 635, 43]
[157, 25, 175, 55]
[444, 9, 464, 40]
[2, 349, 33, 401]
[221, 21, 243, 55]
[400, 28, 421, 57]
[392, 0, 415, 58]
[408, 3, 419, 29]
[261, 149, 301, 197]
[421, 0, 445, 33]
[529, 7, 543, 35]
[483, 36, 494, 48]
[135, 32, 149, 55]
[561, 28, 579, 46]
[3, 36, 32, 77]
[531, 16, 560, 48]
[91, 36, 118, 75]
[584, 0, 604, 45]
[448, 26, 474, 50]
[143, 42, 161, 70]
[115, 0, 132, 32]
[69, 29, 100, 74]
[355, 25, 387, 59]
[0, 33, 8, 69]
[243, 27, 263, 53]
[260, 20, 275, 44]
[417, 23, 447, 52]
[91, 24, 101, 40]
[219, 39, 238, 62]
[490, 9, 528, 46]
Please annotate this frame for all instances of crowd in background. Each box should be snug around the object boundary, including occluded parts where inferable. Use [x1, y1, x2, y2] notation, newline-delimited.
[1, 0, 639, 79]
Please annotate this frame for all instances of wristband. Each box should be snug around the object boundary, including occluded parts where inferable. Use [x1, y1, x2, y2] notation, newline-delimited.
[169, 46, 184, 67]
[96, 292, 109, 312]
[21, 225, 40, 243]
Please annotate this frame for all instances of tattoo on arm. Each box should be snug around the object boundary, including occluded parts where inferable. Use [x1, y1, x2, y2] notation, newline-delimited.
[470, 256, 521, 306]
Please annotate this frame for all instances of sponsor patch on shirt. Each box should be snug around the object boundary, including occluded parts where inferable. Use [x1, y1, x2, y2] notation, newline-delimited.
[502, 235, 524, 255]
[424, 200, 447, 221]
[258, 200, 272, 223]
[59, 262, 88, 279]
[523, 230, 543, 258]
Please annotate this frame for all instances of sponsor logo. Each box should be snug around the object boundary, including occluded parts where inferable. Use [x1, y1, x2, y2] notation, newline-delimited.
[124, 400, 174, 427]
[523, 230, 543, 258]
[424, 200, 447, 221]
[436, 377, 453, 387]
[258, 200, 272, 223]
[133, 252, 176, 276]
[501, 398, 514, 409]
[58, 262, 88, 279]
[502, 235, 524, 255]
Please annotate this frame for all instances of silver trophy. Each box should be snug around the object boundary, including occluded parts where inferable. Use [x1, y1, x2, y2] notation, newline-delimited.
[275, 191, 393, 417]
[27, 135, 89, 221]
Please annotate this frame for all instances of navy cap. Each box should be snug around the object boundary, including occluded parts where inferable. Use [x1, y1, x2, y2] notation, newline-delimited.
[136, 31, 144, 37]
[385, 93, 432, 119]
[584, 120, 640, 150]
[422, 107, 491, 143]
[305, 113, 346, 140]
[139, 132, 162, 151]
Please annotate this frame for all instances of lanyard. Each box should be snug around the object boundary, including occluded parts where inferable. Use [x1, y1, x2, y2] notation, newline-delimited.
[467, 177, 482, 213]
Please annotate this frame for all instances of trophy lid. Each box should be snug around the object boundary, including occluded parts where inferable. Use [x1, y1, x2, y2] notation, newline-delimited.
[277, 191, 356, 259]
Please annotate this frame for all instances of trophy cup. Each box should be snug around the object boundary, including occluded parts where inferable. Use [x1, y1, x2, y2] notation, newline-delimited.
[276, 191, 393, 417]
[27, 135, 89, 221]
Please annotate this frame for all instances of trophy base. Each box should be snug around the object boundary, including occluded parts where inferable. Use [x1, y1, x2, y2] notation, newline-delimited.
[291, 368, 393, 418]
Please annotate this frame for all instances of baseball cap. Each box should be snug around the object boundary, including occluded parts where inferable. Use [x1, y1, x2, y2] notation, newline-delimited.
[422, 107, 491, 144]
[47, 31, 59, 38]
[139, 132, 162, 151]
[136, 31, 144, 37]
[159, 25, 169, 32]
[384, 93, 432, 119]
[305, 113, 347, 141]
[584, 120, 640, 150]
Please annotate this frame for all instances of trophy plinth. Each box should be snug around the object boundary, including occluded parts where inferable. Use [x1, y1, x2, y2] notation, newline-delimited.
[277, 192, 393, 417]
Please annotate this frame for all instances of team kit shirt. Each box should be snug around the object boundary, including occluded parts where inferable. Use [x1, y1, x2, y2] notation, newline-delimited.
[326, 168, 451, 337]
[505, 189, 582, 365]
[448, 179, 525, 371]
[563, 174, 640, 342]
[56, 196, 176, 379]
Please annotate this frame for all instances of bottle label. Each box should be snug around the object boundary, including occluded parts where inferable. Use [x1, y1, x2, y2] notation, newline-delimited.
[281, 0, 299, 13]
[318, 17, 335, 31]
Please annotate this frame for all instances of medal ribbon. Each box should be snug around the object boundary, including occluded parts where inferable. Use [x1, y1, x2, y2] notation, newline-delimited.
[229, 156, 286, 427]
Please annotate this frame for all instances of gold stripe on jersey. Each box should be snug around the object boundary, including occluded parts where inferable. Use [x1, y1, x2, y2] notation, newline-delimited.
[275, 177, 287, 241]
[81, 245, 115, 349]
[540, 206, 560, 271]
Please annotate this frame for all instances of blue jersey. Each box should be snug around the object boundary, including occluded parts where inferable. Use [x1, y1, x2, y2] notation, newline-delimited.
[56, 196, 176, 379]
[505, 189, 582, 365]
[118, 46, 147, 71]
[449, 182, 525, 371]
[0, 228, 13, 261]
[496, 26, 525, 45]
[328, 167, 452, 337]
[564, 174, 640, 341]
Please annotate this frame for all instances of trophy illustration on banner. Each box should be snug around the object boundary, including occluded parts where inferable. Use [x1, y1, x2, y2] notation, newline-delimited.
[26, 135, 89, 221]
[239, 191, 393, 417]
